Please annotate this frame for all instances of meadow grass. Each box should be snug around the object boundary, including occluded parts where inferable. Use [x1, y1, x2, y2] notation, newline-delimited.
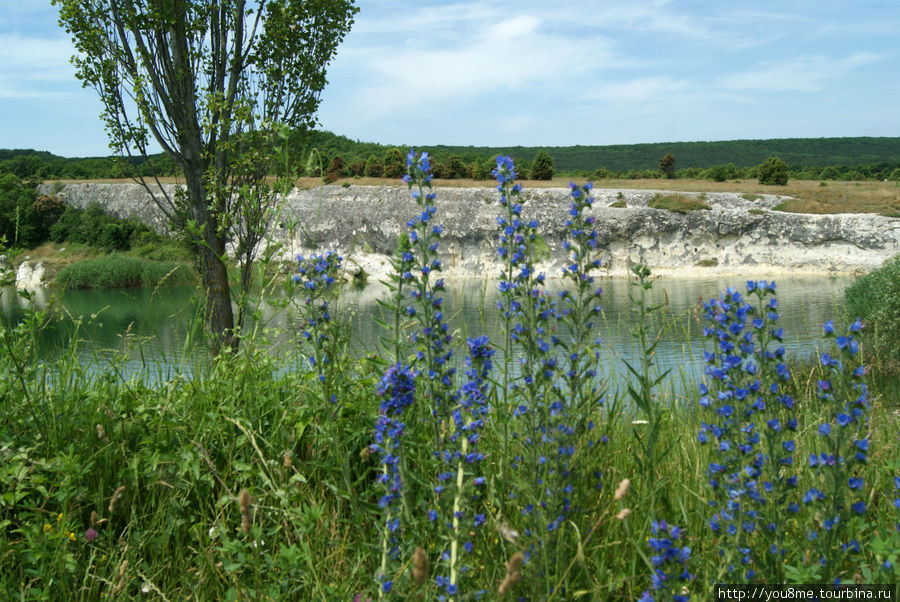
[4, 161, 898, 600]
[1, 284, 898, 600]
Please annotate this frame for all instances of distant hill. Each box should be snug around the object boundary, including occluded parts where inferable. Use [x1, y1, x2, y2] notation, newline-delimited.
[297, 131, 900, 172]
[3, 133, 900, 180]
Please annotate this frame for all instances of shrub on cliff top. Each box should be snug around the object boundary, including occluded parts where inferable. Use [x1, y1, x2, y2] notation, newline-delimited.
[530, 150, 554, 180]
[758, 156, 789, 185]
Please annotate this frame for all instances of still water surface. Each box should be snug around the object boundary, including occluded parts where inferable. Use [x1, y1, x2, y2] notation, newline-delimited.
[1, 275, 853, 389]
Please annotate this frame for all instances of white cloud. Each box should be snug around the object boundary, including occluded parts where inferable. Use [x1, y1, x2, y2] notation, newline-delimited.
[0, 33, 77, 99]
[721, 52, 885, 92]
[339, 10, 623, 118]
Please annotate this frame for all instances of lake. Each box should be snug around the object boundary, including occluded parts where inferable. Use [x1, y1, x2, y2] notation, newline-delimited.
[0, 275, 853, 390]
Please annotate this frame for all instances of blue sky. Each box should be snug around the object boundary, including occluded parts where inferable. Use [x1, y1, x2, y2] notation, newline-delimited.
[1, 1, 898, 157]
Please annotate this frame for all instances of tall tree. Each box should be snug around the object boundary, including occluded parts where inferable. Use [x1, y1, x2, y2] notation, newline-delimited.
[54, 0, 357, 352]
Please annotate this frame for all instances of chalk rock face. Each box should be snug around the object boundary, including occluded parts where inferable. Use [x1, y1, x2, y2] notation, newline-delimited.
[16, 261, 45, 290]
[42, 182, 174, 235]
[279, 186, 900, 278]
[38, 183, 900, 279]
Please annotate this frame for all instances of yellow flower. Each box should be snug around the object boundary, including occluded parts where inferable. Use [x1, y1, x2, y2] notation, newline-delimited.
[43, 523, 53, 533]
[57, 513, 63, 522]
[68, 532, 76, 542]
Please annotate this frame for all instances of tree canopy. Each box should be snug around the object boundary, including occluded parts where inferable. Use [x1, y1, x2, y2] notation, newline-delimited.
[54, 0, 357, 350]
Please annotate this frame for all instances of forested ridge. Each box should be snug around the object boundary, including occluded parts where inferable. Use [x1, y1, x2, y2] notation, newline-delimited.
[3, 132, 900, 181]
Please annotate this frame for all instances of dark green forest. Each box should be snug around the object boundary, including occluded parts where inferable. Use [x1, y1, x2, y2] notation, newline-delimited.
[3, 132, 900, 182]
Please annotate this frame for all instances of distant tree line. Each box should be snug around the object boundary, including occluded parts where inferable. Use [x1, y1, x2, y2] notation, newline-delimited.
[0, 150, 178, 180]
[4, 132, 900, 183]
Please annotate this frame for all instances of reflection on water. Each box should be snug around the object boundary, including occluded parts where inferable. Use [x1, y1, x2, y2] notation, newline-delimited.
[342, 275, 852, 396]
[1, 275, 853, 388]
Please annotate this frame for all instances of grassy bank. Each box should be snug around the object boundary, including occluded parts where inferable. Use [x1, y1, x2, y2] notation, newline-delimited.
[3, 161, 898, 600]
[1, 284, 897, 600]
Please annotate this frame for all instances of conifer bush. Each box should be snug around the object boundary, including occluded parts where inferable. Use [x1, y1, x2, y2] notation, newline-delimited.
[758, 156, 789, 185]
[529, 150, 554, 180]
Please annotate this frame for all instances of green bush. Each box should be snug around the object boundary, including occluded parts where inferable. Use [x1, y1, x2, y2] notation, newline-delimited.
[706, 163, 737, 182]
[658, 152, 675, 179]
[0, 173, 44, 247]
[55, 255, 195, 289]
[363, 154, 383, 178]
[844, 254, 900, 365]
[757, 156, 788, 185]
[49, 203, 153, 252]
[593, 167, 617, 179]
[446, 155, 468, 179]
[382, 148, 405, 179]
[530, 150, 554, 180]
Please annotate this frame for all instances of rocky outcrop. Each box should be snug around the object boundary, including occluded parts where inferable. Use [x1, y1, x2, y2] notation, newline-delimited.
[39, 183, 900, 278]
[15, 261, 45, 290]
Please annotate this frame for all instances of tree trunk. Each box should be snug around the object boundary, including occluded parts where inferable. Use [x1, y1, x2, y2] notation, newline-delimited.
[198, 240, 235, 354]
[183, 163, 236, 354]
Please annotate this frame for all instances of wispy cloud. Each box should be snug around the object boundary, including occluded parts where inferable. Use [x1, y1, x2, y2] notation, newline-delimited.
[720, 52, 886, 92]
[345, 11, 621, 116]
[0, 33, 77, 99]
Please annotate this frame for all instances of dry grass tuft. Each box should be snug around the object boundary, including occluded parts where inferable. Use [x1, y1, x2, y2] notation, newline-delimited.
[647, 193, 711, 213]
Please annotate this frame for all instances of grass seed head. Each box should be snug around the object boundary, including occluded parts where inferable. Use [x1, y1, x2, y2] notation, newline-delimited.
[614, 478, 631, 501]
[108, 485, 126, 515]
[498, 552, 525, 595]
[239, 488, 253, 533]
[412, 546, 428, 586]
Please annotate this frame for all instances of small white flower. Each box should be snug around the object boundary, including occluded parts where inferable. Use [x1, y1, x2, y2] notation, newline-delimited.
[141, 582, 150, 594]
[631, 419, 649, 425]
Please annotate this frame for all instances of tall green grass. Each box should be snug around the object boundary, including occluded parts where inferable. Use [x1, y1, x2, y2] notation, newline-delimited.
[0, 294, 898, 599]
[55, 255, 195, 289]
[845, 254, 900, 364]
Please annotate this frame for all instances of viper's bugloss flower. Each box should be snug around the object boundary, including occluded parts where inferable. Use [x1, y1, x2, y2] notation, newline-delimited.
[294, 251, 343, 364]
[639, 520, 694, 601]
[401, 150, 455, 428]
[804, 318, 870, 579]
[698, 280, 799, 583]
[433, 335, 495, 599]
[494, 157, 580, 595]
[372, 362, 417, 595]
